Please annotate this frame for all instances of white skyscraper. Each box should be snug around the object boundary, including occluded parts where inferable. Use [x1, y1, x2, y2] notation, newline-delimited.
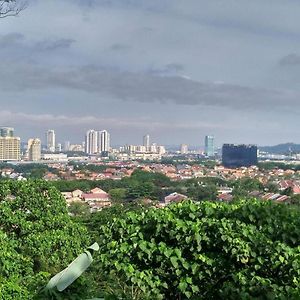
[85, 130, 98, 154]
[46, 130, 56, 152]
[143, 134, 150, 151]
[98, 130, 110, 153]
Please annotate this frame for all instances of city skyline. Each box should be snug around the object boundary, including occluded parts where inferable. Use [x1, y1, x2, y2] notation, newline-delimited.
[2, 125, 300, 149]
[2, 1, 300, 144]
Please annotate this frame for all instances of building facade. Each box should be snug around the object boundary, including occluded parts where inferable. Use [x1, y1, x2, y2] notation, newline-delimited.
[98, 130, 110, 155]
[28, 138, 41, 161]
[222, 144, 258, 168]
[46, 130, 56, 152]
[180, 144, 188, 154]
[0, 137, 20, 161]
[143, 134, 150, 151]
[0, 127, 14, 137]
[85, 130, 98, 154]
[205, 135, 215, 157]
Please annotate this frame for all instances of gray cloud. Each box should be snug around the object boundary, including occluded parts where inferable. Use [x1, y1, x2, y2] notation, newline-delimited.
[0, 33, 75, 54]
[0, 33, 24, 47]
[0, 62, 295, 111]
[109, 43, 130, 51]
[279, 54, 300, 66]
[35, 38, 75, 51]
[0, 110, 219, 130]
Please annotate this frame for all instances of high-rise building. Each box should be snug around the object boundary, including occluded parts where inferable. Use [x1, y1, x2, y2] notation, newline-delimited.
[46, 130, 56, 152]
[98, 130, 110, 154]
[56, 143, 62, 152]
[143, 134, 150, 151]
[222, 144, 258, 168]
[0, 137, 20, 161]
[0, 127, 14, 137]
[64, 141, 70, 152]
[180, 144, 188, 154]
[205, 135, 215, 157]
[28, 138, 41, 161]
[85, 130, 98, 154]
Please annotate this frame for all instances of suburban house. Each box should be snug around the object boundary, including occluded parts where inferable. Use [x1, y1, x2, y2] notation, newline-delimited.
[164, 192, 188, 205]
[82, 188, 111, 210]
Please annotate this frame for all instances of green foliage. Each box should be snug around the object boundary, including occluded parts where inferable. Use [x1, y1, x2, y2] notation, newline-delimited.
[281, 186, 293, 196]
[187, 184, 217, 201]
[259, 161, 300, 171]
[232, 177, 264, 197]
[109, 188, 127, 201]
[97, 200, 300, 299]
[78, 203, 145, 241]
[290, 194, 300, 205]
[130, 170, 172, 187]
[0, 180, 90, 299]
[68, 201, 90, 217]
[265, 182, 279, 193]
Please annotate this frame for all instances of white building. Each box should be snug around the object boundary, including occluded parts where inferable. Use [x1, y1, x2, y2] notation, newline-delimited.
[85, 130, 98, 154]
[98, 130, 110, 153]
[180, 144, 188, 154]
[56, 143, 62, 152]
[42, 153, 68, 162]
[150, 143, 157, 153]
[157, 145, 166, 155]
[46, 130, 56, 152]
[28, 138, 41, 161]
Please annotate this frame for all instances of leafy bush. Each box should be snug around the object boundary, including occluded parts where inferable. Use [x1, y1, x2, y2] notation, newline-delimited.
[0, 180, 90, 298]
[97, 200, 300, 299]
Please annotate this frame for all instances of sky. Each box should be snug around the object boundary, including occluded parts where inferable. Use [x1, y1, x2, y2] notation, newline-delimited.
[1, 0, 300, 147]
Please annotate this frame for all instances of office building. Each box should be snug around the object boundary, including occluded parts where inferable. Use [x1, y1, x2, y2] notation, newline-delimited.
[85, 130, 98, 154]
[143, 134, 150, 151]
[0, 127, 14, 137]
[28, 138, 41, 161]
[180, 144, 188, 154]
[46, 130, 56, 152]
[0, 137, 20, 161]
[222, 144, 258, 168]
[205, 135, 215, 157]
[98, 130, 110, 155]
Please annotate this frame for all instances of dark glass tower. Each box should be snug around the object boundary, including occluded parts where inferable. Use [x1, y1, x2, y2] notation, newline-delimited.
[222, 144, 258, 168]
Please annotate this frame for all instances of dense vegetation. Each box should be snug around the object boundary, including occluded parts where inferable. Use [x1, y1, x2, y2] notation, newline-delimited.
[96, 200, 300, 299]
[1, 179, 300, 299]
[0, 180, 90, 299]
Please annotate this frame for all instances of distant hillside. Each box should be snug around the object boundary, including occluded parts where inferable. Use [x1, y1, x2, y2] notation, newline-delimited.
[259, 143, 300, 154]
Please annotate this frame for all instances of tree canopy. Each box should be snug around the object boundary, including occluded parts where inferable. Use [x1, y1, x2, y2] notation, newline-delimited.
[0, 180, 89, 298]
[96, 200, 300, 299]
